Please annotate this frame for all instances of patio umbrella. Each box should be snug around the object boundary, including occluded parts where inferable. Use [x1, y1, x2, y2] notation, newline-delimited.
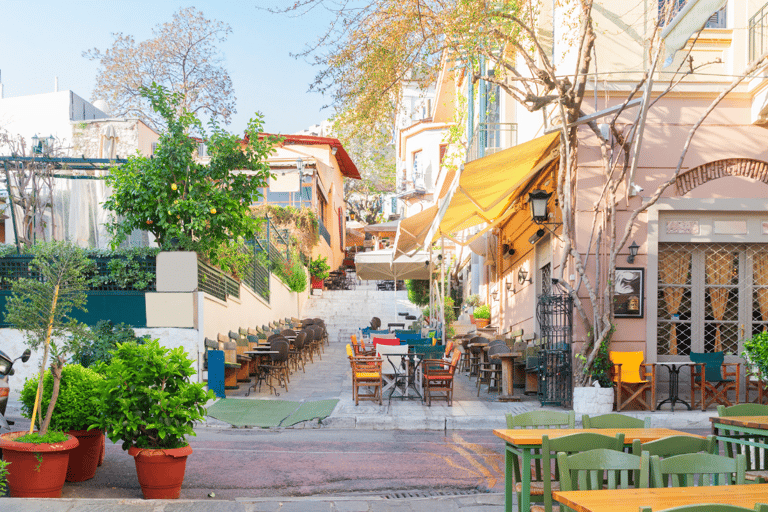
[354, 249, 432, 281]
[363, 220, 399, 238]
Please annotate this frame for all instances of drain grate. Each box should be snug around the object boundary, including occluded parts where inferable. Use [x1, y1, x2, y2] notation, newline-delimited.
[381, 488, 490, 500]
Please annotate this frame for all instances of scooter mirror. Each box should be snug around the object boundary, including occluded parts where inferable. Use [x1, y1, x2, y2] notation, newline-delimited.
[21, 349, 31, 363]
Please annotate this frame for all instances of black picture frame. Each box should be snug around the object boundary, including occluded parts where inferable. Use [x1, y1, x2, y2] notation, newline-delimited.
[614, 267, 644, 318]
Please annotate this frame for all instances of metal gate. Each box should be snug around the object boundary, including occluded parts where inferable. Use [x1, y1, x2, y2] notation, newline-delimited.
[536, 280, 573, 407]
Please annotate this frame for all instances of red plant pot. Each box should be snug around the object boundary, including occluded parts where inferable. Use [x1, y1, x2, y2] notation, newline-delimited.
[128, 445, 192, 499]
[66, 429, 104, 482]
[311, 276, 324, 289]
[0, 431, 79, 498]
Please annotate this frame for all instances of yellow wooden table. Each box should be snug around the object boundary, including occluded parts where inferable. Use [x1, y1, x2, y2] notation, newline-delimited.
[553, 483, 768, 512]
[493, 428, 704, 512]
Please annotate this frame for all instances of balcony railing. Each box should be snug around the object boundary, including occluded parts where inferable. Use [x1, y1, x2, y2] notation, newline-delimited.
[750, 2, 768, 62]
[466, 123, 517, 163]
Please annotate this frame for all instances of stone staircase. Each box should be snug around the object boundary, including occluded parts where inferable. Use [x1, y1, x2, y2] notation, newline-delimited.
[300, 280, 423, 343]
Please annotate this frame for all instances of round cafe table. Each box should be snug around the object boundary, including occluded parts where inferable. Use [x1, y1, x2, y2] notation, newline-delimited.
[655, 362, 695, 412]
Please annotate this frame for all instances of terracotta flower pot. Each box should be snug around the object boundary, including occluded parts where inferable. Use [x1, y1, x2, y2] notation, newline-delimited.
[98, 432, 105, 466]
[66, 429, 104, 482]
[128, 444, 192, 499]
[0, 431, 79, 497]
[475, 318, 490, 328]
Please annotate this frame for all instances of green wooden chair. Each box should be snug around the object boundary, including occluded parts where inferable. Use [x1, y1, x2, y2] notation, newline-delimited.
[651, 452, 746, 487]
[632, 435, 717, 458]
[639, 505, 768, 512]
[717, 404, 768, 483]
[530, 432, 625, 512]
[582, 412, 650, 428]
[504, 410, 576, 511]
[556, 448, 650, 512]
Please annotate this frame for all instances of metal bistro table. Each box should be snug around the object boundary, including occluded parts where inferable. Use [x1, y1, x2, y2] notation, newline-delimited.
[382, 353, 424, 402]
[554, 483, 768, 512]
[655, 362, 695, 411]
[493, 428, 704, 512]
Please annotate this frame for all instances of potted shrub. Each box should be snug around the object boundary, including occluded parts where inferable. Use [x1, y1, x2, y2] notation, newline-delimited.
[464, 294, 481, 323]
[309, 256, 330, 289]
[743, 330, 768, 390]
[0, 242, 94, 497]
[573, 340, 615, 416]
[90, 340, 215, 499]
[473, 304, 491, 328]
[20, 365, 104, 482]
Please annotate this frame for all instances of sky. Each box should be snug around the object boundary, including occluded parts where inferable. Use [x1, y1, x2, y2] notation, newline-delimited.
[0, 1, 335, 135]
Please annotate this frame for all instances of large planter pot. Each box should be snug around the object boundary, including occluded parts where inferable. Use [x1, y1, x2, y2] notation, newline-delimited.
[475, 318, 490, 328]
[128, 445, 192, 499]
[310, 276, 324, 289]
[66, 429, 104, 482]
[573, 385, 615, 416]
[0, 431, 79, 497]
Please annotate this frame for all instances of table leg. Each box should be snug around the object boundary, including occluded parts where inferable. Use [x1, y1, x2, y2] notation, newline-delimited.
[656, 365, 691, 412]
[520, 446, 531, 512]
[498, 358, 519, 402]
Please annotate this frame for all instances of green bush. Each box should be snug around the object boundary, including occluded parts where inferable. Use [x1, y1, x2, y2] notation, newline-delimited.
[744, 330, 768, 381]
[90, 340, 214, 450]
[405, 280, 430, 306]
[0, 459, 9, 495]
[72, 320, 150, 371]
[282, 257, 308, 293]
[21, 364, 103, 432]
[308, 256, 330, 279]
[473, 304, 490, 319]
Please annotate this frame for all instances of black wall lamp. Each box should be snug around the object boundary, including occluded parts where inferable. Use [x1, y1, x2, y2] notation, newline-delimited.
[528, 189, 552, 224]
[627, 241, 640, 264]
[518, 268, 532, 285]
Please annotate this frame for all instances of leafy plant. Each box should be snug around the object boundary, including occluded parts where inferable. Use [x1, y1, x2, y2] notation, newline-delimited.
[281, 256, 308, 293]
[91, 340, 215, 450]
[464, 294, 481, 308]
[405, 280, 430, 307]
[4, 241, 95, 436]
[473, 304, 490, 320]
[0, 459, 9, 494]
[20, 364, 103, 432]
[743, 331, 768, 381]
[15, 431, 69, 444]
[71, 320, 150, 370]
[308, 256, 330, 279]
[422, 296, 457, 324]
[103, 83, 277, 261]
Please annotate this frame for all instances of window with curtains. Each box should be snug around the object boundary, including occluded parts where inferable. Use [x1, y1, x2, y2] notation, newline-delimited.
[657, 243, 768, 357]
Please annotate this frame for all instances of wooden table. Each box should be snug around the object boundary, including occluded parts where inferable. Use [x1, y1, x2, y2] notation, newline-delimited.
[553, 483, 768, 512]
[710, 415, 768, 472]
[489, 351, 521, 401]
[494, 428, 704, 512]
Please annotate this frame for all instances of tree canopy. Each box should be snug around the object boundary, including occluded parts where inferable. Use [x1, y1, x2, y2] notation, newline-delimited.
[84, 7, 236, 129]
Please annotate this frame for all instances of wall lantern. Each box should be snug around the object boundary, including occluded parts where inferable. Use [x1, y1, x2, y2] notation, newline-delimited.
[627, 240, 640, 264]
[31, 134, 54, 156]
[506, 281, 513, 294]
[518, 268, 532, 285]
[528, 189, 553, 224]
[491, 290, 498, 301]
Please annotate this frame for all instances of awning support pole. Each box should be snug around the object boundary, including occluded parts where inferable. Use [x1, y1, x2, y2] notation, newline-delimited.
[440, 236, 446, 346]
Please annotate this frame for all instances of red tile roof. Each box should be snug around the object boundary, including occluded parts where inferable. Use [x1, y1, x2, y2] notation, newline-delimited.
[259, 133, 361, 180]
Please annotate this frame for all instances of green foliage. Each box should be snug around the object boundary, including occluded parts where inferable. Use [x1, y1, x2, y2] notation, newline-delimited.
[473, 304, 490, 320]
[406, 280, 430, 307]
[0, 459, 8, 494]
[15, 431, 69, 444]
[0, 244, 20, 257]
[103, 83, 277, 262]
[91, 339, 215, 450]
[422, 296, 457, 324]
[206, 239, 254, 280]
[87, 247, 159, 291]
[308, 256, 330, 279]
[576, 335, 614, 388]
[464, 294, 481, 307]
[71, 320, 150, 370]
[281, 255, 308, 293]
[743, 331, 768, 381]
[21, 365, 103, 432]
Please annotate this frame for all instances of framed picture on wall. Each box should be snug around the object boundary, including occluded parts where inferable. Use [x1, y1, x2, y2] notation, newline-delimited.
[614, 268, 644, 318]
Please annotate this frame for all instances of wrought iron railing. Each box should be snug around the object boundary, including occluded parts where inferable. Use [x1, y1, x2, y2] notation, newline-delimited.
[197, 260, 229, 301]
[750, 2, 768, 62]
[466, 123, 517, 163]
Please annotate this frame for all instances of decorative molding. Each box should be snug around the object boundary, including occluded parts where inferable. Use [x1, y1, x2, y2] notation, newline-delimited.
[676, 158, 768, 195]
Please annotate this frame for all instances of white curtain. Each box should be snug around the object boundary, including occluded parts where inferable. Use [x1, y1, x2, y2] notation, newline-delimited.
[49, 177, 110, 249]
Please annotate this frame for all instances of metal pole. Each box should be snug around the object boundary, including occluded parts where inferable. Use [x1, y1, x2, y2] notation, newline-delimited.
[429, 245, 434, 328]
[440, 236, 446, 345]
[4, 161, 20, 254]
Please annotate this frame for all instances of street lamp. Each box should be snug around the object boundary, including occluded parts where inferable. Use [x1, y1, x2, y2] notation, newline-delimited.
[528, 189, 552, 224]
[627, 241, 640, 264]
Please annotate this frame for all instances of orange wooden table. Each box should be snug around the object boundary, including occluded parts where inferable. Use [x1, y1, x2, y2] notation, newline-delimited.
[554, 483, 768, 512]
[494, 428, 703, 512]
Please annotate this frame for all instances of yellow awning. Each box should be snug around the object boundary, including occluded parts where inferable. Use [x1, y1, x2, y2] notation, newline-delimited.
[393, 205, 439, 258]
[436, 132, 560, 237]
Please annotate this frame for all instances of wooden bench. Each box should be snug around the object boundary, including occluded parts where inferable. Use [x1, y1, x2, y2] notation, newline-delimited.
[216, 333, 241, 390]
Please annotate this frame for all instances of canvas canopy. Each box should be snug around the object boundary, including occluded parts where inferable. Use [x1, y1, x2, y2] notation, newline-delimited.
[363, 220, 399, 238]
[354, 249, 432, 280]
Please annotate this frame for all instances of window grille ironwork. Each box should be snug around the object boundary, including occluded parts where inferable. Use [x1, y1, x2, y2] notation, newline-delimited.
[535, 280, 573, 407]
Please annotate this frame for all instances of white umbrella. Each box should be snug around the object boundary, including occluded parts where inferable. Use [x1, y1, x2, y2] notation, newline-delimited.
[354, 249, 432, 281]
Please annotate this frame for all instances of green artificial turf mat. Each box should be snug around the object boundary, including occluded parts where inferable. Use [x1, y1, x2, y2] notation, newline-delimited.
[207, 399, 299, 428]
[281, 399, 339, 427]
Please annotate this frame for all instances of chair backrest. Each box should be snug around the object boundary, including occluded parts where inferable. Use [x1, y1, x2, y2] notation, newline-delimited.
[558, 448, 650, 492]
[506, 410, 576, 429]
[229, 330, 241, 341]
[639, 505, 768, 512]
[632, 435, 717, 458]
[690, 351, 725, 381]
[377, 344, 409, 374]
[351, 356, 382, 375]
[582, 413, 650, 429]
[267, 333, 283, 344]
[609, 351, 645, 383]
[294, 331, 307, 350]
[415, 346, 445, 361]
[346, 343, 355, 359]
[488, 344, 511, 359]
[281, 329, 297, 338]
[270, 339, 289, 362]
[373, 337, 400, 349]
[394, 330, 420, 341]
[717, 403, 768, 417]
[651, 452, 746, 487]
[444, 341, 454, 357]
[469, 336, 490, 345]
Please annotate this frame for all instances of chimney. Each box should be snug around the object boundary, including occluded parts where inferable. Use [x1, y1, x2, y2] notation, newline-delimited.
[55, 76, 59, 92]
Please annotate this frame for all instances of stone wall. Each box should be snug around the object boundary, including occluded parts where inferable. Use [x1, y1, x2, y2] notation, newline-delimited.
[71, 119, 143, 159]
